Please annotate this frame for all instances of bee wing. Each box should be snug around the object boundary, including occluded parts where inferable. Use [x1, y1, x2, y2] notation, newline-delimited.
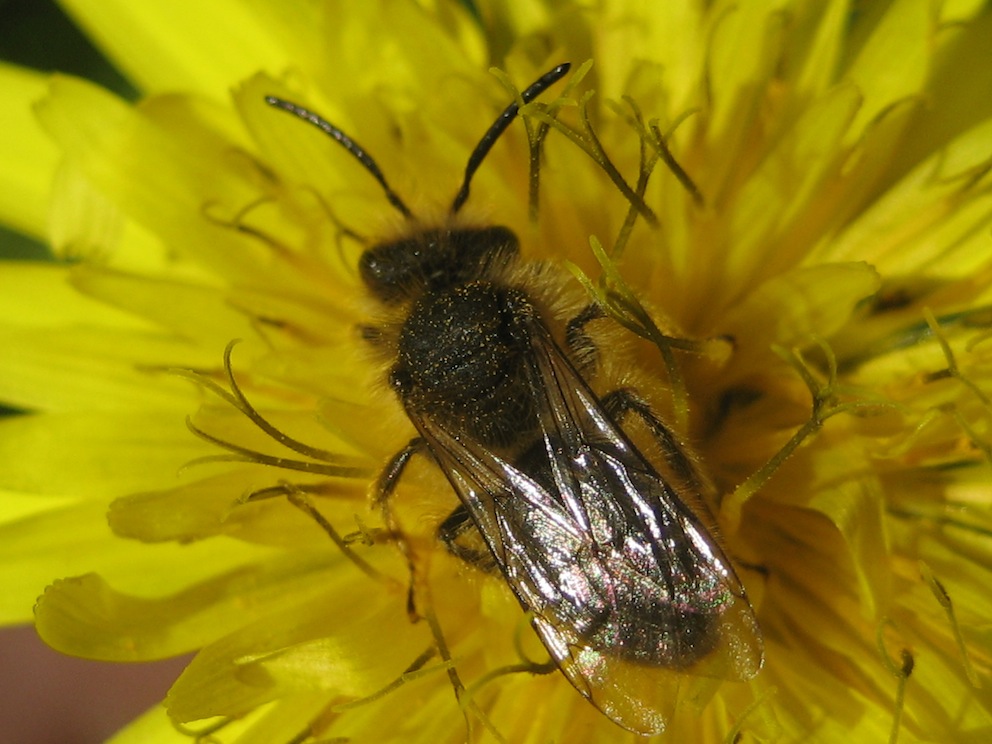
[410, 316, 762, 735]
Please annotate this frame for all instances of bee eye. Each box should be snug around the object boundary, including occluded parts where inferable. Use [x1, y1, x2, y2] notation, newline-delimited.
[358, 239, 422, 304]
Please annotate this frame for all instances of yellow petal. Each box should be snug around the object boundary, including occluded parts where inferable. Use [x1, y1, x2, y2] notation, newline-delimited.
[0, 411, 206, 495]
[108, 470, 366, 548]
[827, 116, 992, 275]
[706, 1, 788, 148]
[34, 552, 335, 661]
[106, 704, 187, 744]
[900, 10, 992, 167]
[804, 439, 892, 617]
[56, 0, 311, 100]
[111, 697, 339, 744]
[0, 64, 60, 240]
[791, 0, 849, 99]
[70, 265, 259, 349]
[721, 262, 881, 376]
[0, 262, 148, 330]
[46, 160, 174, 272]
[595, 2, 705, 106]
[0, 490, 76, 525]
[165, 579, 425, 722]
[844, 0, 931, 137]
[720, 83, 863, 289]
[0, 499, 265, 624]
[315, 0, 484, 109]
[901, 638, 992, 739]
[0, 325, 202, 411]
[36, 77, 256, 278]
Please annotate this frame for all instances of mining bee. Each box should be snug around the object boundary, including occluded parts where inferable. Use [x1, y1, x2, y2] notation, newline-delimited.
[267, 63, 763, 735]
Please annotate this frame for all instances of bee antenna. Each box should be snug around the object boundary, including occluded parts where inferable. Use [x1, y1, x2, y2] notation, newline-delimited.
[264, 96, 414, 220]
[450, 62, 571, 215]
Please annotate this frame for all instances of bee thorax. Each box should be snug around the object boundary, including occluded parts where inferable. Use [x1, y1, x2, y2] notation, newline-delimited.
[392, 282, 536, 446]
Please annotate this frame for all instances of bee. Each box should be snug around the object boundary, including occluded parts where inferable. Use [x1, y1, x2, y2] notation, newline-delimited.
[266, 63, 763, 735]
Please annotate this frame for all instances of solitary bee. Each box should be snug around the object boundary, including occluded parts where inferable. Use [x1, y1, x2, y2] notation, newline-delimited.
[267, 63, 762, 735]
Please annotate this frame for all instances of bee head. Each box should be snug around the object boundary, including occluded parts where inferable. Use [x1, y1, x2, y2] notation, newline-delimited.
[358, 226, 519, 304]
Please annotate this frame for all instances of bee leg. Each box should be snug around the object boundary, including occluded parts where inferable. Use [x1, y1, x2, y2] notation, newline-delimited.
[245, 481, 335, 501]
[372, 437, 432, 620]
[372, 437, 431, 505]
[601, 389, 705, 490]
[565, 303, 606, 373]
[437, 506, 497, 572]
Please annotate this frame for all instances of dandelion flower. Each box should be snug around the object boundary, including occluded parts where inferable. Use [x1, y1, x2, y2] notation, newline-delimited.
[2, 1, 992, 742]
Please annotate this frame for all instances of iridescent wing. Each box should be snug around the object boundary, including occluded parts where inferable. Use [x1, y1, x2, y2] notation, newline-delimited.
[408, 313, 762, 735]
